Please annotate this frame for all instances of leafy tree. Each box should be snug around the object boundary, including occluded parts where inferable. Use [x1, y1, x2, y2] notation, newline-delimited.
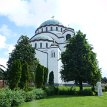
[88, 52, 101, 91]
[7, 35, 37, 89]
[35, 64, 44, 88]
[48, 71, 54, 86]
[7, 60, 22, 89]
[61, 30, 101, 91]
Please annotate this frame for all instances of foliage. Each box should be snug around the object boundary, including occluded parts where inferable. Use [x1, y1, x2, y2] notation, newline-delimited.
[19, 61, 30, 90]
[61, 30, 101, 91]
[25, 91, 35, 102]
[48, 71, 54, 86]
[8, 59, 22, 89]
[45, 86, 57, 96]
[11, 90, 25, 107]
[77, 89, 95, 96]
[33, 88, 46, 99]
[43, 67, 48, 86]
[0, 88, 12, 107]
[35, 64, 44, 88]
[7, 35, 37, 89]
[0, 88, 25, 107]
[44, 86, 95, 96]
[0, 88, 46, 107]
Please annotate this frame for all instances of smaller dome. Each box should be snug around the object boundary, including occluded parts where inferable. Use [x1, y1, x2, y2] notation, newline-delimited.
[39, 19, 63, 27]
[33, 34, 53, 41]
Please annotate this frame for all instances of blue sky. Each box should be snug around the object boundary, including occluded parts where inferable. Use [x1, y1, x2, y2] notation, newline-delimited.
[0, 0, 107, 77]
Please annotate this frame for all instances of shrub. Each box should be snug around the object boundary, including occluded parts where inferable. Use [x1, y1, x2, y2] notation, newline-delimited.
[25, 88, 46, 101]
[45, 86, 95, 96]
[33, 88, 46, 99]
[11, 90, 25, 106]
[44, 86, 56, 96]
[0, 88, 12, 107]
[0, 88, 47, 107]
[77, 89, 95, 96]
[44, 86, 77, 96]
[25, 91, 35, 102]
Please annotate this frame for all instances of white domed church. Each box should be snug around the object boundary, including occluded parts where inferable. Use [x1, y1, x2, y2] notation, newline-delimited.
[30, 19, 75, 85]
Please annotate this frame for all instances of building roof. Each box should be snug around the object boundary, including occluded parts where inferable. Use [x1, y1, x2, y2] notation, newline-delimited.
[39, 19, 63, 27]
[33, 34, 54, 41]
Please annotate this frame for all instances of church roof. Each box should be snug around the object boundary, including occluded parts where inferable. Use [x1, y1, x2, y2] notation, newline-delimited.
[39, 19, 63, 27]
[33, 34, 54, 41]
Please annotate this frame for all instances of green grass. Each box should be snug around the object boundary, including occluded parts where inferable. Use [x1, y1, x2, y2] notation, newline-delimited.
[19, 92, 107, 107]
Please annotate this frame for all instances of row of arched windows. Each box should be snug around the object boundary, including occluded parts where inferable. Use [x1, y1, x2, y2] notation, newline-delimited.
[40, 26, 63, 32]
[35, 43, 48, 49]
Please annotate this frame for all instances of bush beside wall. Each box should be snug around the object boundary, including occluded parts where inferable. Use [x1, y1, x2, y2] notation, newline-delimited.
[0, 88, 46, 107]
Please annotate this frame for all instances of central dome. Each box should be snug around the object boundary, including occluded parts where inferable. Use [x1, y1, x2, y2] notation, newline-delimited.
[39, 19, 63, 27]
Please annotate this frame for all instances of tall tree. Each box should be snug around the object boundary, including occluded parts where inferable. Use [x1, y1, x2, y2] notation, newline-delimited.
[43, 67, 48, 86]
[7, 35, 36, 89]
[61, 30, 101, 91]
[19, 61, 29, 90]
[35, 64, 44, 88]
[7, 60, 22, 89]
[48, 71, 54, 86]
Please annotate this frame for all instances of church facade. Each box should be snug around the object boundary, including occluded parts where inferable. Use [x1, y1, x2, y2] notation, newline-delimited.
[30, 19, 75, 85]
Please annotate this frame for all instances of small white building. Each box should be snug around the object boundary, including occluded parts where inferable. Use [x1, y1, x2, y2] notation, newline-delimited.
[30, 19, 75, 85]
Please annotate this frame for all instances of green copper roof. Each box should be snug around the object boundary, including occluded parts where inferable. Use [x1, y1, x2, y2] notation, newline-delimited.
[39, 19, 63, 27]
[34, 34, 53, 41]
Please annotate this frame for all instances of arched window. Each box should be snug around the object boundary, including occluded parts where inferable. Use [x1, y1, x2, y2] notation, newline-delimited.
[46, 43, 48, 48]
[46, 27, 48, 32]
[54, 52, 55, 57]
[56, 27, 58, 31]
[40, 43, 42, 48]
[35, 43, 37, 49]
[42, 28, 43, 32]
[61, 28, 62, 32]
[51, 51, 55, 58]
[66, 34, 71, 40]
[51, 27, 53, 31]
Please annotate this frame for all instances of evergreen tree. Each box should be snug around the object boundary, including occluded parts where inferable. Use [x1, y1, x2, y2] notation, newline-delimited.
[7, 59, 22, 89]
[7, 35, 36, 89]
[35, 64, 44, 88]
[43, 67, 48, 86]
[19, 61, 29, 90]
[48, 71, 54, 86]
[61, 30, 101, 91]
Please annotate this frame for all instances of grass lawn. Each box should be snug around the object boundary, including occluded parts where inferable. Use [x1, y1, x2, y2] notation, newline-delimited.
[19, 92, 107, 107]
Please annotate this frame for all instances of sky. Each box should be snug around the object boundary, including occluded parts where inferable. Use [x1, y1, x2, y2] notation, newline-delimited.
[0, 0, 107, 77]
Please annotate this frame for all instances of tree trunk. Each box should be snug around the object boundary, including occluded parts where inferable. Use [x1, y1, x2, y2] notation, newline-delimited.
[92, 84, 95, 92]
[79, 80, 83, 91]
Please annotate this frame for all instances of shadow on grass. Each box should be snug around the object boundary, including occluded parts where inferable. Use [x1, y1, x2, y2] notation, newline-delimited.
[44, 95, 94, 100]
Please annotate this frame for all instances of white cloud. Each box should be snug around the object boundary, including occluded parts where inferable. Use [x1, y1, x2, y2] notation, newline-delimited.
[0, 34, 14, 54]
[0, 0, 58, 27]
[0, 34, 6, 48]
[0, 57, 7, 68]
[0, 25, 15, 67]
[0, 24, 17, 37]
[0, 34, 14, 67]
